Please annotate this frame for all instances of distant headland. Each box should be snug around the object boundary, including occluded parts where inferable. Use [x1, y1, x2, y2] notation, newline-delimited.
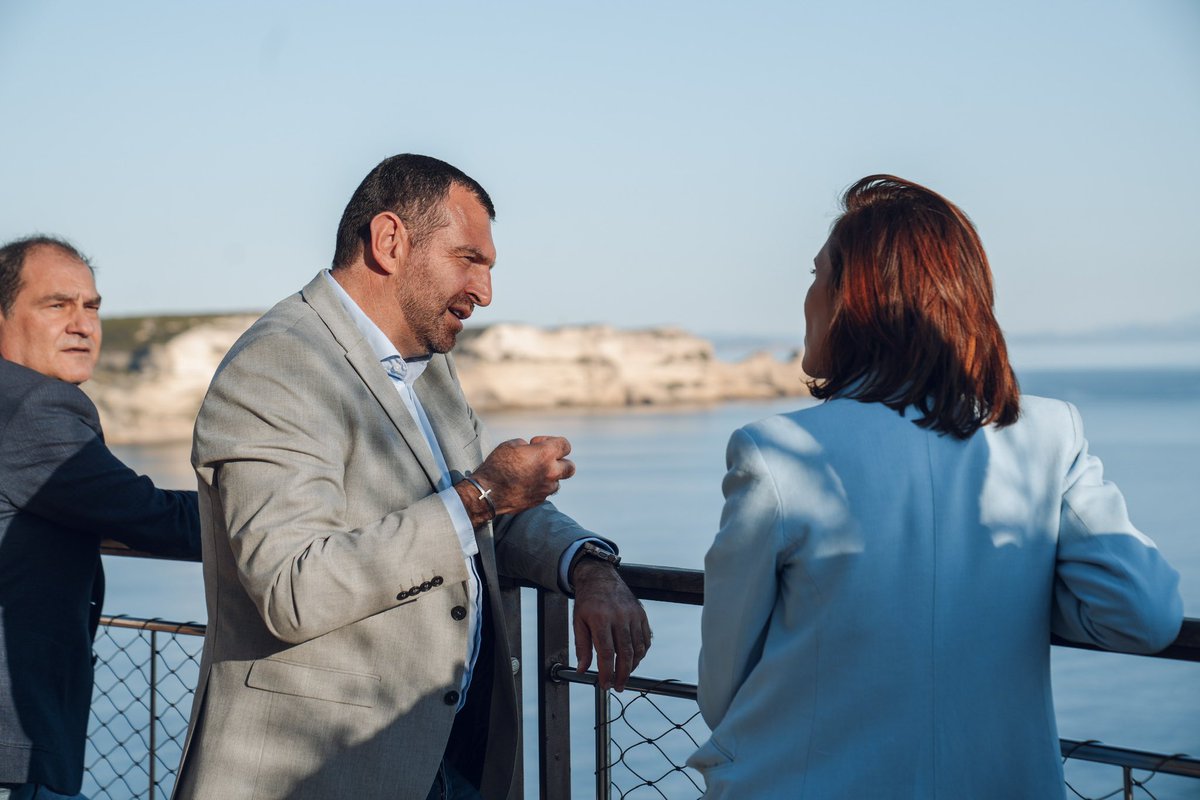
[84, 314, 811, 444]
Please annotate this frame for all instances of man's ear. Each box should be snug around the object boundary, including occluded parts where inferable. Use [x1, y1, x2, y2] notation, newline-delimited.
[367, 211, 411, 275]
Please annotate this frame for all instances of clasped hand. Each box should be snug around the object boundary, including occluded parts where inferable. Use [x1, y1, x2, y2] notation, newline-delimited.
[469, 435, 575, 516]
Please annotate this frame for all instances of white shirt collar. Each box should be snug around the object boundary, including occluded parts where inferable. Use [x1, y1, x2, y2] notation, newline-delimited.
[321, 269, 429, 382]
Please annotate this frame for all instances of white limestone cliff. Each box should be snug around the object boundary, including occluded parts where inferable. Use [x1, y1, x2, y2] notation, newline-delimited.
[454, 324, 808, 410]
[83, 315, 260, 445]
[84, 317, 810, 444]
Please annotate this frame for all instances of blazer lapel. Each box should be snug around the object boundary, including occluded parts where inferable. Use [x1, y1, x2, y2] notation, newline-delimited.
[413, 356, 501, 573]
[416, 355, 483, 476]
[299, 272, 444, 490]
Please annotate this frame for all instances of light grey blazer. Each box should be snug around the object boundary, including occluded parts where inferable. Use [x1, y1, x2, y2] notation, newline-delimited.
[173, 273, 595, 800]
[689, 396, 1182, 799]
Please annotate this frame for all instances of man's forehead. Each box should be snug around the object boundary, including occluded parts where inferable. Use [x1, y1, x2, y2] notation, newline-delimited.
[445, 185, 492, 223]
[20, 247, 99, 296]
[26, 242, 88, 267]
[24, 246, 93, 277]
[441, 186, 496, 261]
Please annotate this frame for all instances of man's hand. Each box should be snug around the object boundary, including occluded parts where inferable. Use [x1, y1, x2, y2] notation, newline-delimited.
[457, 436, 576, 527]
[572, 560, 652, 692]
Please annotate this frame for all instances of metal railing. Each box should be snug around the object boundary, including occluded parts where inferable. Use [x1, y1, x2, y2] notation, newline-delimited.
[87, 616, 204, 799]
[531, 564, 1200, 800]
[91, 550, 1199, 799]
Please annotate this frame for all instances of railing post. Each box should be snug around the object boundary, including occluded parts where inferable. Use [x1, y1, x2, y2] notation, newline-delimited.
[537, 591, 572, 799]
[499, 581, 524, 800]
[148, 628, 158, 800]
[594, 686, 612, 800]
[1123, 766, 1134, 800]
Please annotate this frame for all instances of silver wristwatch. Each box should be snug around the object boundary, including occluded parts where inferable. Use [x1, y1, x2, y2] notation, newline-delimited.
[578, 541, 621, 567]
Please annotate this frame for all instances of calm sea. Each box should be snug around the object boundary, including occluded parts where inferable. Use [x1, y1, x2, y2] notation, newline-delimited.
[103, 357, 1200, 798]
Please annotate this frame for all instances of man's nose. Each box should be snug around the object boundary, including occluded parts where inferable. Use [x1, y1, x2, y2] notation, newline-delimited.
[468, 267, 492, 308]
[67, 308, 98, 337]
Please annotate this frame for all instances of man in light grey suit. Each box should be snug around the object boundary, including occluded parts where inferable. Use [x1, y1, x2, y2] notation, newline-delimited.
[173, 155, 650, 800]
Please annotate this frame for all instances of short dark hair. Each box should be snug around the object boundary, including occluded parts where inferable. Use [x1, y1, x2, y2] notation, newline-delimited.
[0, 235, 92, 316]
[331, 154, 495, 269]
[810, 175, 1020, 439]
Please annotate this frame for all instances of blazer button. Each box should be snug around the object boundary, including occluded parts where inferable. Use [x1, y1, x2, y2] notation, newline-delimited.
[431, 576, 444, 587]
[444, 690, 460, 705]
[451, 605, 467, 621]
[511, 657, 520, 675]
[420, 581, 432, 592]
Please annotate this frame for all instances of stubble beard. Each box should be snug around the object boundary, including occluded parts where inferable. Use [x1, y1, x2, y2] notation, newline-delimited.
[399, 254, 458, 356]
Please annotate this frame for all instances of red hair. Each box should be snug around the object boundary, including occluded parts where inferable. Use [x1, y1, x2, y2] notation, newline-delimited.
[810, 175, 1020, 438]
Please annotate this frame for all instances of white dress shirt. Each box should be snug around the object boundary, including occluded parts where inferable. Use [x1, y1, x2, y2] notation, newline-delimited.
[321, 271, 602, 710]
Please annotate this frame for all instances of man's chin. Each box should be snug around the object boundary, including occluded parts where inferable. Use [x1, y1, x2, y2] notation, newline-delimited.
[430, 326, 461, 354]
[412, 340, 454, 357]
[414, 321, 461, 356]
[53, 357, 97, 385]
[55, 370, 93, 385]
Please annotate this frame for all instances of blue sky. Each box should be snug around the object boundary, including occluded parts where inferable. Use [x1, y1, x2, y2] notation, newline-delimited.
[1, 0, 1197, 338]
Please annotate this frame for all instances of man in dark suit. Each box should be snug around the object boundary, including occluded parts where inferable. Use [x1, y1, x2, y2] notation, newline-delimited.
[0, 236, 201, 800]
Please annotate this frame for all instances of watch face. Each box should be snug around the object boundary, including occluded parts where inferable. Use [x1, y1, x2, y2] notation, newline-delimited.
[584, 542, 619, 565]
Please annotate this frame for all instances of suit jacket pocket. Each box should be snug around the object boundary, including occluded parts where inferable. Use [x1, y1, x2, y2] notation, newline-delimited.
[245, 658, 381, 708]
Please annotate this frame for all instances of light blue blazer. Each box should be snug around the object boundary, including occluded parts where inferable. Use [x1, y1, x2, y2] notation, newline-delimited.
[689, 395, 1182, 799]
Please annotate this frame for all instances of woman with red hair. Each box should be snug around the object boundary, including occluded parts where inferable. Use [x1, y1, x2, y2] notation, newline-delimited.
[689, 176, 1182, 799]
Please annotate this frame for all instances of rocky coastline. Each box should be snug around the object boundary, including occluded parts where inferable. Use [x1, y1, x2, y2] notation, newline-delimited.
[84, 314, 810, 444]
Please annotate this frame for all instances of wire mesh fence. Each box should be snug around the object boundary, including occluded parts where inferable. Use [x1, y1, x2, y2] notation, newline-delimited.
[1060, 740, 1200, 800]
[555, 667, 1200, 800]
[85, 616, 205, 800]
[81, 606, 1198, 799]
[598, 684, 706, 799]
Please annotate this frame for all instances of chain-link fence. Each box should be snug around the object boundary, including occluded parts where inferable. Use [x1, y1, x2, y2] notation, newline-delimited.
[596, 681, 705, 799]
[1060, 739, 1200, 800]
[86, 616, 205, 800]
[553, 666, 1200, 800]
[83, 593, 1199, 799]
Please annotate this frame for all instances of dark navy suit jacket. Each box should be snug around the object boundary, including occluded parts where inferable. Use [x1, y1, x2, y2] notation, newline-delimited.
[0, 357, 200, 794]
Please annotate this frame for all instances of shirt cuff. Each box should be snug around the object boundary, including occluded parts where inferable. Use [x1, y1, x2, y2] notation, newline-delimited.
[559, 538, 616, 594]
[438, 487, 480, 558]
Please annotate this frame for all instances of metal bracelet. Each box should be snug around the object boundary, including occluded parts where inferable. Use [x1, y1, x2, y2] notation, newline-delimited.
[462, 473, 496, 519]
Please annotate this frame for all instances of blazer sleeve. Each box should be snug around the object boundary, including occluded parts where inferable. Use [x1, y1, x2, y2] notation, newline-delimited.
[1051, 402, 1183, 653]
[697, 427, 785, 729]
[493, 500, 610, 592]
[196, 336, 473, 645]
[0, 378, 199, 558]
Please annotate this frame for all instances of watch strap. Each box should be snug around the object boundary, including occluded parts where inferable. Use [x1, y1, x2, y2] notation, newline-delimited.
[579, 540, 621, 567]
